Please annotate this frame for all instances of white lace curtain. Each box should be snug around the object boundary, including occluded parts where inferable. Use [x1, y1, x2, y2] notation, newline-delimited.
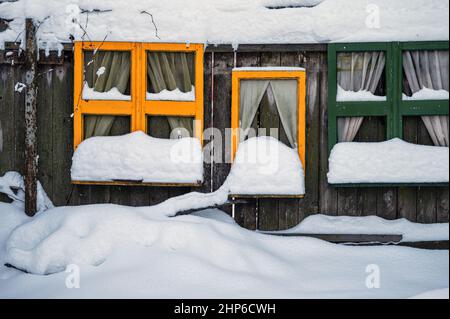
[84, 51, 131, 138]
[337, 52, 386, 142]
[239, 80, 298, 148]
[403, 50, 449, 147]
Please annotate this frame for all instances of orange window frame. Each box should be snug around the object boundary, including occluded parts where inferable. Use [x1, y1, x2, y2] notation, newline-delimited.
[73, 42, 204, 149]
[231, 69, 307, 170]
[140, 43, 204, 139]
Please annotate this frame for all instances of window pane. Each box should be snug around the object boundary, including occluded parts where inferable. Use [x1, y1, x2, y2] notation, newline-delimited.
[147, 116, 195, 139]
[403, 116, 449, 147]
[402, 50, 449, 100]
[84, 115, 130, 139]
[337, 117, 386, 143]
[337, 52, 386, 101]
[147, 52, 196, 101]
[83, 51, 131, 100]
[239, 79, 298, 149]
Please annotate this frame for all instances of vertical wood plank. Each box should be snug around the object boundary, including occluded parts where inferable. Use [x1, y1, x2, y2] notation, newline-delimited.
[212, 52, 234, 193]
[398, 116, 418, 221]
[52, 64, 76, 206]
[0, 65, 15, 175]
[416, 117, 437, 223]
[199, 52, 213, 194]
[299, 52, 321, 221]
[318, 52, 338, 216]
[37, 65, 53, 201]
[436, 187, 449, 223]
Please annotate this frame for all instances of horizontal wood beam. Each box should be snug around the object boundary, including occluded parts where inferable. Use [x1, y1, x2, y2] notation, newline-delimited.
[261, 232, 404, 244]
[330, 183, 449, 188]
[205, 44, 327, 53]
[72, 180, 202, 187]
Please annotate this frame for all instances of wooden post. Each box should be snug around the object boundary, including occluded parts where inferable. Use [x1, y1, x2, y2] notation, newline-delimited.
[24, 18, 38, 216]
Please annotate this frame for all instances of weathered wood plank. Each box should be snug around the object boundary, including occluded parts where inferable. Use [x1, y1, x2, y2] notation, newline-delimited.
[0, 66, 15, 175]
[299, 52, 321, 221]
[36, 65, 53, 201]
[205, 44, 327, 53]
[318, 52, 338, 216]
[52, 64, 77, 206]
[436, 187, 449, 223]
[199, 52, 213, 194]
[398, 116, 419, 221]
[212, 52, 234, 193]
[377, 188, 398, 220]
[416, 118, 437, 223]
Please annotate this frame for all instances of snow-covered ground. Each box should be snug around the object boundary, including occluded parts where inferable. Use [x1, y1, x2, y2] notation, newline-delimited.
[0, 202, 448, 299]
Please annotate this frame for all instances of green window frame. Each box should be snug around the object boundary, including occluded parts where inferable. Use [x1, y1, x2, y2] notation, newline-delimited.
[328, 41, 449, 187]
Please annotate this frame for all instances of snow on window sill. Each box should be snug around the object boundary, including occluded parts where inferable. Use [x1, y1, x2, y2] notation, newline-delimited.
[146, 86, 196, 102]
[82, 83, 131, 101]
[327, 138, 449, 185]
[402, 88, 449, 101]
[336, 85, 387, 102]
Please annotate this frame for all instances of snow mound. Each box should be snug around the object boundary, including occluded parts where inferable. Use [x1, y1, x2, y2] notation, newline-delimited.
[281, 214, 449, 242]
[71, 131, 204, 184]
[146, 86, 195, 101]
[337, 85, 387, 102]
[0, 0, 448, 50]
[227, 137, 305, 195]
[403, 88, 449, 101]
[3, 203, 449, 301]
[328, 139, 449, 184]
[0, 172, 54, 213]
[82, 83, 131, 101]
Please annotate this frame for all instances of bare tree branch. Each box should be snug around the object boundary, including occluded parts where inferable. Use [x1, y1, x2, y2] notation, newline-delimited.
[140, 10, 161, 40]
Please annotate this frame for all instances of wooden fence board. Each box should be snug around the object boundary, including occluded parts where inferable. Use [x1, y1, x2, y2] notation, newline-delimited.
[0, 50, 447, 226]
[36, 65, 54, 201]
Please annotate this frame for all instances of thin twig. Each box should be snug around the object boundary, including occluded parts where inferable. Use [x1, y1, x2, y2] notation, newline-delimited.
[140, 10, 161, 40]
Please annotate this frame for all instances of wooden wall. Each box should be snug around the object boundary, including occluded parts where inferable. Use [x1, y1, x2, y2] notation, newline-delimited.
[0, 48, 448, 229]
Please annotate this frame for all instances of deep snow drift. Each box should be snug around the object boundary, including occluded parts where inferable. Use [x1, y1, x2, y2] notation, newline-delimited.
[0, 0, 448, 51]
[0, 202, 448, 299]
[328, 139, 449, 184]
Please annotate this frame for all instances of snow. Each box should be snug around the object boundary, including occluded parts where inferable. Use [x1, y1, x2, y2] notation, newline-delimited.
[146, 86, 196, 101]
[337, 85, 387, 102]
[96, 66, 106, 77]
[71, 131, 204, 184]
[0, 0, 448, 51]
[328, 138, 449, 184]
[72, 134, 304, 195]
[234, 67, 306, 72]
[227, 137, 305, 195]
[0, 202, 448, 298]
[411, 288, 449, 299]
[14, 82, 26, 93]
[0, 172, 54, 213]
[280, 214, 449, 242]
[82, 83, 131, 101]
[403, 88, 450, 101]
